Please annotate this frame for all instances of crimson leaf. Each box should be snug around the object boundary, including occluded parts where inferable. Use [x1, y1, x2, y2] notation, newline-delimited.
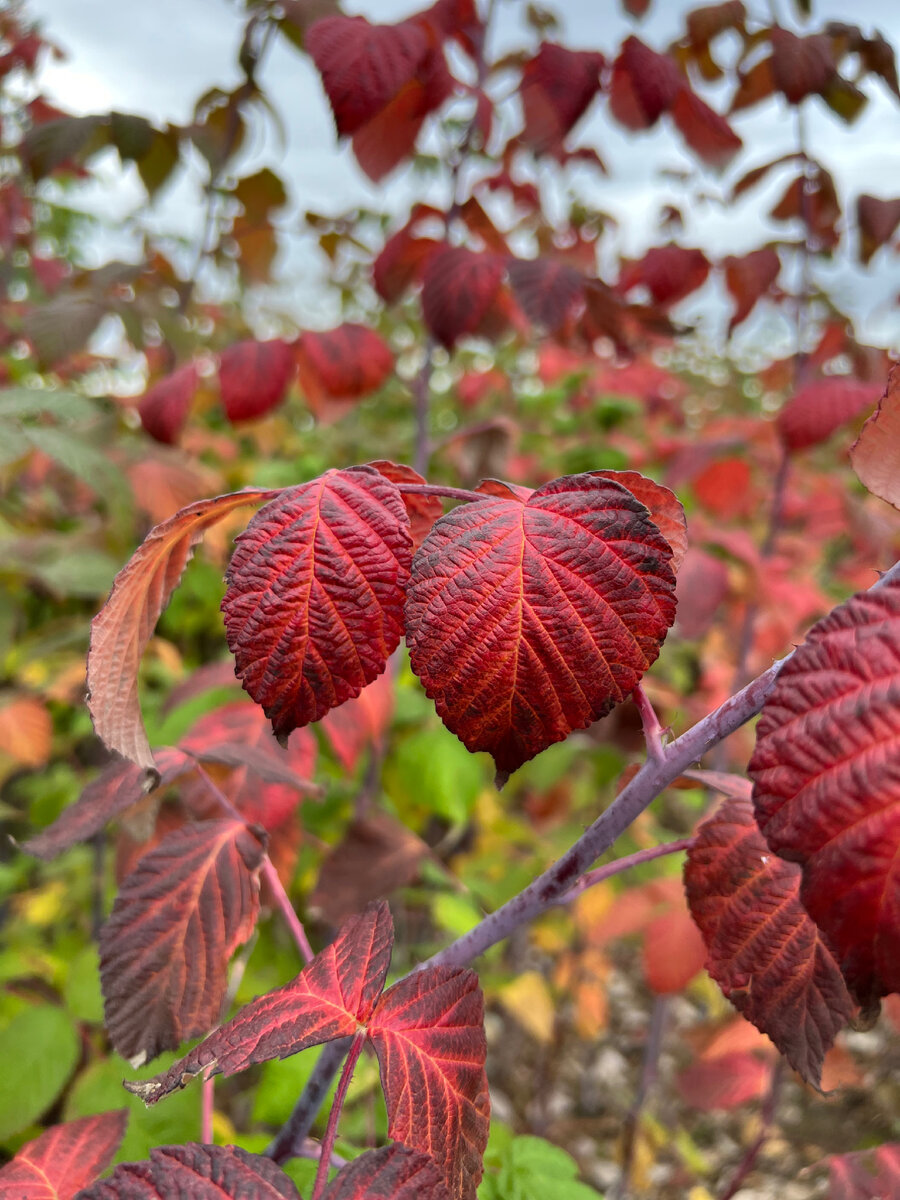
[218, 339, 295, 423]
[325, 1144, 451, 1200]
[77, 1144, 299, 1199]
[221, 467, 412, 743]
[100, 818, 266, 1065]
[405, 473, 677, 784]
[0, 1110, 127, 1199]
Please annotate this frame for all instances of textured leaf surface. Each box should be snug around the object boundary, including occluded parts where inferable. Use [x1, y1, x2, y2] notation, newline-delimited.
[100, 819, 266, 1065]
[777, 377, 879, 451]
[125, 902, 393, 1103]
[421, 245, 505, 349]
[370, 968, 489, 1200]
[88, 489, 278, 772]
[685, 795, 854, 1085]
[828, 1144, 900, 1200]
[405, 473, 676, 782]
[749, 581, 900, 1010]
[22, 747, 191, 860]
[78, 1144, 299, 1199]
[137, 364, 198, 446]
[0, 1110, 127, 1199]
[222, 467, 411, 742]
[368, 460, 443, 551]
[590, 469, 687, 573]
[325, 1144, 451, 1200]
[218, 339, 295, 423]
[851, 365, 900, 510]
[294, 325, 393, 420]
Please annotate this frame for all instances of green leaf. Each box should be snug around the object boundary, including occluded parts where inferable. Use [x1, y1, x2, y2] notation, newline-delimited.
[21, 425, 132, 515]
[0, 387, 99, 423]
[386, 727, 485, 825]
[478, 1134, 604, 1200]
[63, 946, 105, 1024]
[0, 1005, 80, 1141]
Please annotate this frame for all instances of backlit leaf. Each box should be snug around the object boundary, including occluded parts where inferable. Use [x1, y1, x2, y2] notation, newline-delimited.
[618, 244, 710, 308]
[590, 469, 687, 572]
[749, 581, 900, 1011]
[370, 968, 489, 1200]
[368, 460, 443, 550]
[685, 794, 854, 1085]
[78, 1144, 299, 1199]
[324, 1144, 451, 1200]
[519, 42, 604, 152]
[87, 488, 279, 772]
[405, 473, 676, 784]
[138, 364, 199, 445]
[100, 819, 266, 1065]
[0, 694, 52, 767]
[506, 257, 585, 334]
[0, 1110, 127, 1199]
[421, 245, 506, 349]
[777, 377, 879, 451]
[125, 902, 393, 1103]
[851, 365, 900, 510]
[221, 467, 411, 742]
[218, 339, 295, 423]
[294, 325, 393, 420]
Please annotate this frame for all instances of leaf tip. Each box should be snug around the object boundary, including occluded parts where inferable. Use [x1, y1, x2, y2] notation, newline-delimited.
[494, 766, 510, 790]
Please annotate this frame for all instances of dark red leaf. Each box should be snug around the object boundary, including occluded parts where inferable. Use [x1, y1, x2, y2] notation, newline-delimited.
[851, 364, 900, 510]
[519, 42, 604, 152]
[22, 747, 190, 860]
[828, 1144, 900, 1200]
[405, 473, 677, 783]
[325, 1144, 451, 1200]
[370, 968, 489, 1200]
[777, 377, 880, 451]
[618, 245, 710, 308]
[685, 1, 746, 45]
[306, 16, 429, 137]
[421, 245, 506, 349]
[590, 469, 687, 573]
[670, 86, 741, 168]
[221, 467, 411, 742]
[770, 28, 835, 104]
[685, 794, 854, 1085]
[78, 1144, 299, 1199]
[419, 0, 482, 56]
[856, 194, 900, 265]
[294, 325, 394, 420]
[0, 1110, 127, 1199]
[770, 167, 841, 248]
[608, 36, 683, 130]
[125, 901, 393, 1103]
[218, 339, 295, 423]
[730, 55, 776, 111]
[87, 488, 280, 772]
[319, 670, 394, 774]
[749, 581, 900, 1011]
[676, 1051, 771, 1110]
[723, 246, 780, 332]
[506, 257, 585, 334]
[100, 818, 266, 1064]
[138, 364, 198, 445]
[368, 460, 443, 551]
[373, 208, 442, 303]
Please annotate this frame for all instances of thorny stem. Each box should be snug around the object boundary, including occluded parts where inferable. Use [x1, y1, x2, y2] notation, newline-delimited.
[193, 764, 314, 965]
[273, 554, 900, 1159]
[632, 683, 667, 764]
[718, 1059, 785, 1200]
[310, 1034, 364, 1200]
[616, 994, 669, 1200]
[201, 1076, 215, 1145]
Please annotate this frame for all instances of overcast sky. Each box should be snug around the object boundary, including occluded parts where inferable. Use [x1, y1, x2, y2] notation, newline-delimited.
[27, 0, 900, 352]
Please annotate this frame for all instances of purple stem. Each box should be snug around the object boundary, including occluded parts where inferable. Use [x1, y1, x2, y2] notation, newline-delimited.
[201, 1076, 214, 1145]
[632, 683, 667, 763]
[616, 994, 669, 1200]
[396, 481, 487, 504]
[558, 838, 694, 906]
[718, 1059, 785, 1200]
[310, 1033, 364, 1200]
[265, 1037, 351, 1163]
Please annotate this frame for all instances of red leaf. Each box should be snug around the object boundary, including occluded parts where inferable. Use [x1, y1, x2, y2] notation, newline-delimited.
[828, 1144, 900, 1200]
[87, 488, 279, 772]
[520, 42, 604, 152]
[306, 16, 430, 137]
[749, 581, 900, 1011]
[78, 1144, 299, 1199]
[125, 901, 394, 1103]
[670, 87, 741, 168]
[777, 377, 880, 452]
[676, 1051, 771, 1110]
[405, 473, 677, 783]
[22, 747, 191, 860]
[642, 907, 706, 994]
[856, 194, 900, 265]
[0, 1110, 128, 1199]
[218, 339, 295, 423]
[319, 670, 394, 774]
[618, 245, 710, 308]
[674, 547, 729, 638]
[138, 364, 198, 445]
[370, 968, 489, 1200]
[324, 1144, 451, 1200]
[506, 257, 585, 334]
[368, 460, 443, 551]
[590, 469, 687, 573]
[100, 818, 266, 1064]
[685, 795, 854, 1085]
[421, 245, 506, 349]
[770, 28, 835, 104]
[723, 246, 780, 332]
[294, 325, 394, 421]
[221, 467, 411, 742]
[609, 36, 683, 129]
[693, 456, 753, 519]
[373, 208, 442, 303]
[851, 365, 900, 510]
